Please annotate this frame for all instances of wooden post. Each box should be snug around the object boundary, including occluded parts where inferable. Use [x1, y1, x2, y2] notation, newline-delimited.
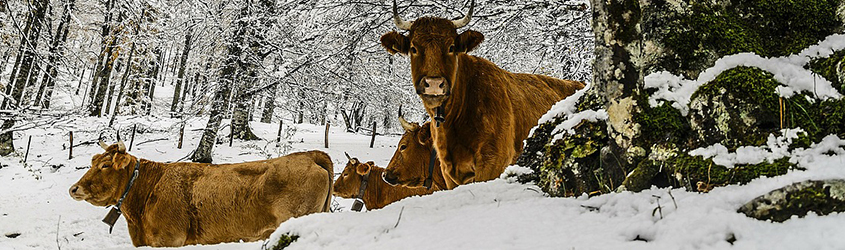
[229, 129, 234, 147]
[129, 124, 136, 151]
[177, 123, 184, 149]
[68, 132, 73, 160]
[324, 122, 330, 148]
[24, 135, 32, 163]
[276, 120, 283, 143]
[369, 121, 376, 148]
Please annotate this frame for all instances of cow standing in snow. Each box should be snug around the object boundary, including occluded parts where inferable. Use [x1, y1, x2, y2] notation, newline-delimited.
[69, 141, 333, 247]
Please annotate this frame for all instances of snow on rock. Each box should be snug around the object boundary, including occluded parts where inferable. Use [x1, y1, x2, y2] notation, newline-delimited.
[535, 81, 591, 126]
[689, 128, 804, 168]
[645, 34, 845, 115]
[551, 109, 608, 140]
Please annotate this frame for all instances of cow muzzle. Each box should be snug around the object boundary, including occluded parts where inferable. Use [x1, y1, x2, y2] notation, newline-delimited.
[382, 171, 401, 186]
[420, 76, 448, 96]
[69, 184, 87, 201]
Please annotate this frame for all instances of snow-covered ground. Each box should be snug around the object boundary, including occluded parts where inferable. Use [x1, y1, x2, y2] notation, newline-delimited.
[1, 115, 844, 250]
[0, 117, 400, 250]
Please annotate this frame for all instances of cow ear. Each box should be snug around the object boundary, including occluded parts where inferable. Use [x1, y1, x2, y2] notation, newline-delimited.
[456, 30, 484, 53]
[356, 162, 371, 175]
[111, 153, 131, 170]
[417, 122, 432, 145]
[381, 31, 410, 55]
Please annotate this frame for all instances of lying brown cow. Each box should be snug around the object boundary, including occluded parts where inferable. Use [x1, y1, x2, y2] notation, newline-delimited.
[69, 141, 333, 247]
[333, 156, 440, 210]
[381, 0, 585, 188]
[382, 119, 448, 190]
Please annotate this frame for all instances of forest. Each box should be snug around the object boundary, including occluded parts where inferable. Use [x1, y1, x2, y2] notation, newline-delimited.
[0, 0, 592, 161]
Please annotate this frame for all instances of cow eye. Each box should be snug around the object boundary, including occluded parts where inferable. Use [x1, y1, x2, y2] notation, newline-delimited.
[410, 47, 417, 54]
[449, 45, 455, 53]
[102, 164, 111, 169]
[400, 145, 407, 151]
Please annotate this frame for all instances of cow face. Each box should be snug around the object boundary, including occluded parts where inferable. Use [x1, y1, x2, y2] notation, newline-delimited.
[69, 141, 134, 207]
[381, 0, 483, 109]
[383, 118, 433, 188]
[332, 158, 374, 199]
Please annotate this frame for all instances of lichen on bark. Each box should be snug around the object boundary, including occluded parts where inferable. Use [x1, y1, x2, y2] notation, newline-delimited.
[739, 179, 845, 222]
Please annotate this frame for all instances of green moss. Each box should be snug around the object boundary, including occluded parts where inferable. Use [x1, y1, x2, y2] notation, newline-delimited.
[660, 0, 841, 76]
[271, 234, 299, 250]
[539, 121, 611, 196]
[635, 101, 690, 145]
[673, 155, 794, 189]
[808, 50, 845, 94]
[691, 67, 782, 149]
[785, 97, 845, 141]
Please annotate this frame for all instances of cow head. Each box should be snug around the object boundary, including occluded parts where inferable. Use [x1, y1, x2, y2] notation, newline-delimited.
[69, 141, 136, 207]
[381, 0, 483, 109]
[382, 117, 434, 188]
[332, 155, 376, 199]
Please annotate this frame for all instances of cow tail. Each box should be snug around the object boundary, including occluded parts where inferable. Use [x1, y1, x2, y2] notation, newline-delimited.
[311, 150, 334, 212]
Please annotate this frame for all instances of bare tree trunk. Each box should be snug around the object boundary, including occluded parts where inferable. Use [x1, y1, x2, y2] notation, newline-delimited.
[35, 0, 75, 109]
[109, 41, 135, 127]
[145, 48, 162, 114]
[89, 5, 122, 117]
[170, 29, 192, 116]
[231, 67, 259, 140]
[0, 0, 50, 156]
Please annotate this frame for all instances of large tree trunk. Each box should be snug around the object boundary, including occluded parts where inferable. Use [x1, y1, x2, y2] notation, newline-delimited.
[35, 0, 76, 109]
[231, 66, 259, 140]
[170, 29, 192, 116]
[0, 0, 50, 156]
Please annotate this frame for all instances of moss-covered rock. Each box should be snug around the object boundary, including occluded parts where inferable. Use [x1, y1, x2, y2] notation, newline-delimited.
[657, 0, 842, 78]
[688, 67, 782, 150]
[809, 50, 845, 94]
[270, 234, 299, 250]
[739, 179, 845, 222]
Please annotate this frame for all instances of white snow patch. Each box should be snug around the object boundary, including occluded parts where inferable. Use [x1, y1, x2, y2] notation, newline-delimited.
[689, 128, 804, 168]
[645, 34, 845, 115]
[500, 165, 534, 181]
[536, 81, 591, 126]
[552, 109, 608, 140]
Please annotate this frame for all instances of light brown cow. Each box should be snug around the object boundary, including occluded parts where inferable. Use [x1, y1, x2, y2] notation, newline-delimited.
[382, 119, 448, 190]
[381, 0, 585, 188]
[333, 157, 439, 210]
[69, 142, 333, 247]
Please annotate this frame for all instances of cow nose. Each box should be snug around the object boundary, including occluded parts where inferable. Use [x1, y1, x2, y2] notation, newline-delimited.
[69, 185, 84, 200]
[422, 77, 446, 96]
[382, 171, 400, 186]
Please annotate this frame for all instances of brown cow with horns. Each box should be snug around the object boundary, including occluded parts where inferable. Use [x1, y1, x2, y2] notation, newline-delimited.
[69, 141, 333, 247]
[381, 0, 585, 189]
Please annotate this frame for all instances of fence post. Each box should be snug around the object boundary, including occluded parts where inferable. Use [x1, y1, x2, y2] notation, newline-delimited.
[324, 122, 330, 148]
[177, 123, 185, 149]
[369, 121, 376, 148]
[68, 132, 73, 160]
[277, 120, 284, 143]
[129, 124, 137, 151]
[24, 136, 32, 163]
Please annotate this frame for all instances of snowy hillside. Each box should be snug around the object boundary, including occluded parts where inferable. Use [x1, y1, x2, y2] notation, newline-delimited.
[1, 115, 844, 250]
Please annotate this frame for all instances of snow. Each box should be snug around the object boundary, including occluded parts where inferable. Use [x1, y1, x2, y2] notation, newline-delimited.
[689, 128, 804, 168]
[645, 34, 845, 115]
[2, 116, 845, 250]
[536, 81, 591, 126]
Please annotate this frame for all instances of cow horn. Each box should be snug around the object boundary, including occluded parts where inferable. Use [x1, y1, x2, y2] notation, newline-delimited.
[98, 140, 109, 150]
[345, 152, 352, 161]
[398, 116, 415, 132]
[116, 141, 126, 152]
[392, 0, 413, 30]
[451, 0, 474, 28]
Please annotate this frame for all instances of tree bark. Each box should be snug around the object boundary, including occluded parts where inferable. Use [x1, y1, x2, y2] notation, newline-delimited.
[170, 29, 192, 116]
[0, 0, 50, 156]
[89, 7, 122, 117]
[109, 41, 135, 127]
[35, 0, 76, 109]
